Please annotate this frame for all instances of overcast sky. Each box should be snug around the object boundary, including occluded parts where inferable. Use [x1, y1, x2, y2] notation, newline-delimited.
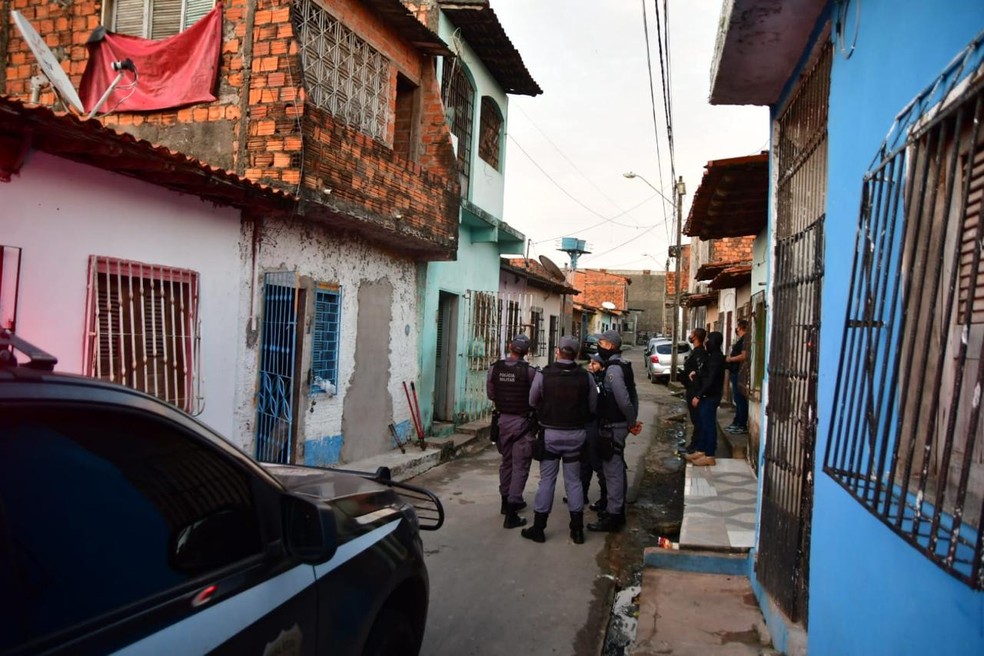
[490, 0, 769, 271]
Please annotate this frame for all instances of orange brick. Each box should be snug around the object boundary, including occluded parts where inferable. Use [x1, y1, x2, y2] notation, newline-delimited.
[208, 106, 223, 120]
[223, 38, 240, 54]
[193, 107, 209, 121]
[225, 105, 241, 120]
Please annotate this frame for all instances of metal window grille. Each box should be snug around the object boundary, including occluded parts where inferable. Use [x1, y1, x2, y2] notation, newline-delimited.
[0, 245, 22, 331]
[462, 290, 499, 420]
[503, 299, 521, 352]
[442, 60, 474, 197]
[293, 0, 389, 141]
[310, 284, 341, 394]
[530, 307, 544, 357]
[111, 0, 214, 39]
[84, 256, 201, 414]
[478, 96, 502, 170]
[825, 66, 984, 588]
[256, 272, 298, 464]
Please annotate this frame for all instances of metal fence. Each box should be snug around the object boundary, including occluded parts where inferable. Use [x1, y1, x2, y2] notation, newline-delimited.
[756, 44, 830, 626]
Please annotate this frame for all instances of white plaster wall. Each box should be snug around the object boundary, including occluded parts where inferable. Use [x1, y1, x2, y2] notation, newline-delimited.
[232, 216, 419, 459]
[2, 152, 243, 437]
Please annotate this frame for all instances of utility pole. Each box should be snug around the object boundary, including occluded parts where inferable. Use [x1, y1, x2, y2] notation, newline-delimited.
[670, 176, 686, 384]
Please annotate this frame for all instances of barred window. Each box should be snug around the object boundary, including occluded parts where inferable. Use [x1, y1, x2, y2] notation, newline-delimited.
[825, 78, 984, 588]
[84, 256, 201, 414]
[479, 96, 502, 170]
[530, 307, 544, 356]
[293, 0, 389, 141]
[107, 0, 214, 39]
[310, 284, 341, 394]
[503, 300, 520, 353]
[442, 60, 474, 198]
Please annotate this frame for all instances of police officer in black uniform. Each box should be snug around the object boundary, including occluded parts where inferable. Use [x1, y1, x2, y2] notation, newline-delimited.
[486, 334, 537, 529]
[587, 330, 639, 533]
[522, 335, 598, 544]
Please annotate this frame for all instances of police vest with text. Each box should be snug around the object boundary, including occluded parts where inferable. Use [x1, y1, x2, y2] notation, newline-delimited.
[490, 360, 533, 415]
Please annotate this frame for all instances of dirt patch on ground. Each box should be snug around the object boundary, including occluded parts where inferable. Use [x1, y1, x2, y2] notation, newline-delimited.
[599, 387, 689, 654]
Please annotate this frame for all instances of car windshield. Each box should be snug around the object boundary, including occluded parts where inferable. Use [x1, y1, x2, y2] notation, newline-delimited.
[655, 343, 689, 355]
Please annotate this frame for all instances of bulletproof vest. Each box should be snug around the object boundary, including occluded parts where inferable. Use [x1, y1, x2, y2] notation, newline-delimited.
[490, 360, 533, 415]
[599, 360, 638, 423]
[537, 362, 590, 428]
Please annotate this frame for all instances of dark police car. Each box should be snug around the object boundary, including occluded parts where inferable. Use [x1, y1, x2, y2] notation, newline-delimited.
[0, 331, 443, 656]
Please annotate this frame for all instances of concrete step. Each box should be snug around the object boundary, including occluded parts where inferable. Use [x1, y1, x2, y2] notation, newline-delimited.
[455, 418, 492, 441]
[430, 421, 456, 438]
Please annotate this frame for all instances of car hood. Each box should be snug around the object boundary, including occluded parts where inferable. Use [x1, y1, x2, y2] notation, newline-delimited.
[262, 464, 410, 536]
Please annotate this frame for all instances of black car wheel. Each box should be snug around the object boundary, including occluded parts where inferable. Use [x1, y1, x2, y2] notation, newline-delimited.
[362, 606, 421, 656]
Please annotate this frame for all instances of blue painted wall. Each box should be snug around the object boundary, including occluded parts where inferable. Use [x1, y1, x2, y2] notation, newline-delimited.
[808, 1, 984, 653]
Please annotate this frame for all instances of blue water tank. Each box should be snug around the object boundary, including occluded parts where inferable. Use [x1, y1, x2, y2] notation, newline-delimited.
[560, 237, 588, 253]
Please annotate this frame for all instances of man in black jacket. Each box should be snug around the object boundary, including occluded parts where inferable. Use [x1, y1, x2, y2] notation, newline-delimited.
[680, 328, 707, 455]
[686, 331, 725, 467]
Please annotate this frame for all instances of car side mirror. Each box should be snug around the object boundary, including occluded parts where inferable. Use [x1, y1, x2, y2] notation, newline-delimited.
[282, 495, 338, 564]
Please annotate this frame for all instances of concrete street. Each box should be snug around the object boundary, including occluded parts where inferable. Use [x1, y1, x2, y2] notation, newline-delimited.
[412, 348, 677, 656]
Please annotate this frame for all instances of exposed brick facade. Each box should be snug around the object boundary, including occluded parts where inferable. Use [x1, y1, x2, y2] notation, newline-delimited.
[710, 236, 754, 264]
[3, 0, 459, 259]
[665, 244, 691, 296]
[572, 269, 630, 311]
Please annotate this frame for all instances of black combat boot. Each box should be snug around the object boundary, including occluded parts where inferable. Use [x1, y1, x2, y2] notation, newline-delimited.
[569, 511, 584, 544]
[587, 512, 625, 533]
[521, 512, 548, 543]
[501, 495, 527, 515]
[503, 503, 527, 529]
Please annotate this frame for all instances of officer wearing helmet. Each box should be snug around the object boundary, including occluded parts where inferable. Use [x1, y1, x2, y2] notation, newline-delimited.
[486, 334, 537, 529]
[587, 329, 640, 533]
[522, 335, 597, 544]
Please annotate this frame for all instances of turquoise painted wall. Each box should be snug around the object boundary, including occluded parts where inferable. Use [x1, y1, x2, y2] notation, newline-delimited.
[800, 1, 984, 653]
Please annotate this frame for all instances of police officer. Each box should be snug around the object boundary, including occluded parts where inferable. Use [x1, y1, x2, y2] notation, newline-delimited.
[587, 330, 640, 533]
[522, 335, 598, 544]
[581, 353, 608, 512]
[486, 334, 537, 529]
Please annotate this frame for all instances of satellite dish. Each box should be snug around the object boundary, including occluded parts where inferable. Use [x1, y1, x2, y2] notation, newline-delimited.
[601, 301, 617, 310]
[11, 10, 84, 114]
[538, 255, 565, 281]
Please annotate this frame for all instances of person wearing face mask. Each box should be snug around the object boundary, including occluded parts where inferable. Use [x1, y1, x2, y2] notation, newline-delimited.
[587, 330, 641, 533]
[687, 331, 726, 466]
[680, 328, 707, 456]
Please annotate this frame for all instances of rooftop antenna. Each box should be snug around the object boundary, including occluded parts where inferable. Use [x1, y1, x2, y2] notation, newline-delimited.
[11, 10, 84, 114]
[558, 237, 591, 271]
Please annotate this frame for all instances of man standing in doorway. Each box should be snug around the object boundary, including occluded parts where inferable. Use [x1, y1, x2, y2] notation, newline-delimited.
[587, 330, 641, 533]
[523, 335, 597, 544]
[487, 334, 537, 529]
[725, 319, 749, 434]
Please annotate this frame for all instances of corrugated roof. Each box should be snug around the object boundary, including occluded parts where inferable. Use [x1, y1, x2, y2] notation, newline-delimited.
[684, 153, 768, 239]
[503, 258, 578, 295]
[364, 0, 452, 56]
[0, 97, 296, 214]
[695, 259, 749, 281]
[709, 264, 752, 290]
[438, 1, 542, 96]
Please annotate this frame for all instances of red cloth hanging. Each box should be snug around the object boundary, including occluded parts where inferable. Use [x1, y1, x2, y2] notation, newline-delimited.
[79, 3, 223, 113]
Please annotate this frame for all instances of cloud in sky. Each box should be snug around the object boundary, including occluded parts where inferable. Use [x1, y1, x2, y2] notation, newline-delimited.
[491, 0, 769, 270]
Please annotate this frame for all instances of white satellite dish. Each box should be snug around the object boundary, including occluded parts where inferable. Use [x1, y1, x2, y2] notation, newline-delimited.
[11, 10, 84, 114]
[601, 301, 617, 310]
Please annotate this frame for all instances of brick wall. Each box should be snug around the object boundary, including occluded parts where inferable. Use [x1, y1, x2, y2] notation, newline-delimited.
[572, 269, 630, 311]
[3, 0, 458, 256]
[711, 236, 754, 263]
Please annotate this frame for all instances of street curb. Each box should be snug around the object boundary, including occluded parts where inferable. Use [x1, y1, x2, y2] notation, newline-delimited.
[642, 547, 750, 576]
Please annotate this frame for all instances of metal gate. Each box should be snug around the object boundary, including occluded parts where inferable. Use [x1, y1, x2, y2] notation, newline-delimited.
[756, 44, 830, 626]
[256, 272, 299, 463]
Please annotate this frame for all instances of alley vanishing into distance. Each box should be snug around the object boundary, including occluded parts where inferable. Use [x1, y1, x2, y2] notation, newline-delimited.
[412, 349, 687, 656]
